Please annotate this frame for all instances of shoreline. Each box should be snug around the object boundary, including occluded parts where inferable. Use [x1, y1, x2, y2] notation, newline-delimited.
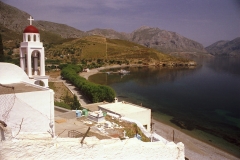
[152, 112, 240, 160]
[79, 64, 146, 80]
[79, 66, 240, 160]
[152, 118, 239, 160]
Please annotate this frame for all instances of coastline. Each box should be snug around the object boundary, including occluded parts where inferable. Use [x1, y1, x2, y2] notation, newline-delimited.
[79, 66, 239, 160]
[152, 113, 240, 160]
[79, 64, 144, 80]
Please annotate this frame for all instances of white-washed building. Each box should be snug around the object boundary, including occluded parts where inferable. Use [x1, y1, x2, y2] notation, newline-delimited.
[99, 99, 152, 132]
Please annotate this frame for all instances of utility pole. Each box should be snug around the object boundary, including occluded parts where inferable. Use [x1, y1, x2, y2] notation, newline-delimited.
[81, 127, 90, 144]
[106, 37, 107, 59]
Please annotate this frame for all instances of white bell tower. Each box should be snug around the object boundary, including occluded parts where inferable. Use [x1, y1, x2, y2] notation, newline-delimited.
[19, 16, 49, 87]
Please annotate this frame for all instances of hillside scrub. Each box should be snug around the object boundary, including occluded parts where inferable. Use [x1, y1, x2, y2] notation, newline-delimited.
[61, 64, 115, 103]
[45, 36, 191, 66]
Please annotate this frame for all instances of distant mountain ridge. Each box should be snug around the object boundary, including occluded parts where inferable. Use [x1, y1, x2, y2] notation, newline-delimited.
[0, 2, 87, 38]
[87, 27, 208, 55]
[130, 26, 207, 53]
[205, 37, 240, 57]
[1, 1, 209, 57]
[87, 28, 130, 40]
[35, 21, 87, 38]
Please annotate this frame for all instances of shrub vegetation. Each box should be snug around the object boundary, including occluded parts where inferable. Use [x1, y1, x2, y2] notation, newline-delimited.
[61, 64, 116, 103]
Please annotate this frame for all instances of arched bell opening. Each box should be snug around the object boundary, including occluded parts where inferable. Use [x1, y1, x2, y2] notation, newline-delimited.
[31, 50, 41, 76]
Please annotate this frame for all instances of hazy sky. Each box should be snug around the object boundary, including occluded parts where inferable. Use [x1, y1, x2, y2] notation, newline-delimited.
[3, 0, 240, 46]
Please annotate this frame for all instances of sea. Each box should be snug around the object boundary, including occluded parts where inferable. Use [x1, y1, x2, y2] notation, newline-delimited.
[88, 57, 240, 157]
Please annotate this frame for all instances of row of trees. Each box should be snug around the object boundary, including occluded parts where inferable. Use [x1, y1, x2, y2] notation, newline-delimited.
[61, 64, 116, 103]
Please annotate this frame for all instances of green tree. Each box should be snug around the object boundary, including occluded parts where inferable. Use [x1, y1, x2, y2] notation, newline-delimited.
[0, 34, 4, 62]
[71, 94, 81, 110]
[61, 64, 116, 103]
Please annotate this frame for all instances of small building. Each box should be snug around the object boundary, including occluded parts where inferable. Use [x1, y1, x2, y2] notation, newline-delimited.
[98, 100, 151, 132]
[87, 110, 105, 123]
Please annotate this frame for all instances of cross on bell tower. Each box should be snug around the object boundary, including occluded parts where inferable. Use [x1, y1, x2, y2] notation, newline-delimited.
[28, 16, 34, 25]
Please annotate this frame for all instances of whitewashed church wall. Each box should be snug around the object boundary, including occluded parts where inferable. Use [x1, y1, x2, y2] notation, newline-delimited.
[16, 90, 51, 117]
[20, 42, 43, 48]
[0, 90, 53, 135]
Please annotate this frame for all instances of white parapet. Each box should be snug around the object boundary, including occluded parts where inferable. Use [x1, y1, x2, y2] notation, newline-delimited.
[0, 133, 185, 160]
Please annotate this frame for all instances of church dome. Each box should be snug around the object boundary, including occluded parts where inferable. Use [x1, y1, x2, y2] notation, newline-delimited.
[23, 25, 39, 33]
[0, 63, 29, 84]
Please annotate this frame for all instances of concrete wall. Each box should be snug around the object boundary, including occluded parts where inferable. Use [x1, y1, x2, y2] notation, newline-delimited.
[125, 109, 151, 132]
[0, 89, 54, 136]
[100, 107, 151, 132]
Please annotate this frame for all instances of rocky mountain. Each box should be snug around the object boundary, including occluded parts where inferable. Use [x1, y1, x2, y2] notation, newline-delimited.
[205, 37, 240, 57]
[88, 26, 209, 57]
[35, 21, 87, 38]
[130, 26, 207, 53]
[0, 1, 87, 38]
[87, 28, 130, 40]
[0, 1, 209, 58]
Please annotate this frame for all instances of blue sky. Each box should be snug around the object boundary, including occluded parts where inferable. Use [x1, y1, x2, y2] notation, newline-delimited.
[3, 0, 240, 46]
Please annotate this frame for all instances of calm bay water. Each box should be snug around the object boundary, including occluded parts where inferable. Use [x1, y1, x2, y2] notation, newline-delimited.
[89, 57, 240, 156]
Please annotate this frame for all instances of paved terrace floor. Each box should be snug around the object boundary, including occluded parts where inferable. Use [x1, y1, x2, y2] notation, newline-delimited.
[54, 107, 90, 138]
[54, 107, 117, 139]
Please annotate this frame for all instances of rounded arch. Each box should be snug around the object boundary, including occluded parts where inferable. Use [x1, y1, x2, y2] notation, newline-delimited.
[31, 50, 41, 59]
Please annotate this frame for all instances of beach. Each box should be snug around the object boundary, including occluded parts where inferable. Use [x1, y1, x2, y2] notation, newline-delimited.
[78, 67, 240, 160]
[153, 119, 239, 160]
